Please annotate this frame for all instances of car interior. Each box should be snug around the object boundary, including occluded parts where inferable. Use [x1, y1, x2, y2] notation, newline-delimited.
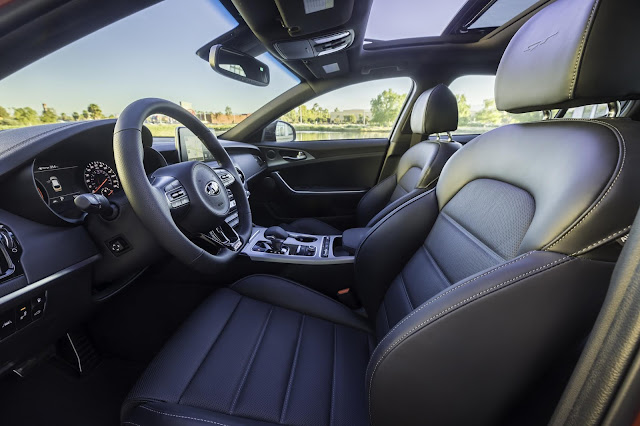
[2, 0, 640, 425]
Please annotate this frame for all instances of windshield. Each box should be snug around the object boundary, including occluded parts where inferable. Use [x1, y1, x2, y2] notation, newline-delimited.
[0, 0, 299, 136]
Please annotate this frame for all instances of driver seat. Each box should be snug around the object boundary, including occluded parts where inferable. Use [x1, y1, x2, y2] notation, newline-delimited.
[122, 0, 640, 424]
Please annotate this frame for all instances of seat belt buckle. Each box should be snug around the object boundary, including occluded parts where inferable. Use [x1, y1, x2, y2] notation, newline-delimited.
[337, 288, 360, 309]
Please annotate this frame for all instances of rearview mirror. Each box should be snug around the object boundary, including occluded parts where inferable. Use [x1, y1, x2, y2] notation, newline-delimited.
[262, 120, 296, 142]
[209, 45, 270, 87]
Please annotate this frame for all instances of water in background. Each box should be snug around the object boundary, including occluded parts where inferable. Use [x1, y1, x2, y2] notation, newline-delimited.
[295, 130, 390, 141]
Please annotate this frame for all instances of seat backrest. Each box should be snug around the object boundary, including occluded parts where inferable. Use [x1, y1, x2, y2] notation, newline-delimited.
[355, 0, 640, 424]
[356, 84, 460, 227]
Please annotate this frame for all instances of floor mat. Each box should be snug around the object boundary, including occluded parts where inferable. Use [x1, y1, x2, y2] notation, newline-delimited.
[0, 356, 144, 426]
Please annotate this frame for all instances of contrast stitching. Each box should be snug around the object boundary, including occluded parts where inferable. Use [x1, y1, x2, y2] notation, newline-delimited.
[571, 226, 632, 256]
[280, 315, 305, 423]
[140, 405, 230, 426]
[367, 255, 571, 422]
[229, 306, 273, 413]
[122, 422, 141, 426]
[569, 0, 600, 98]
[373, 252, 534, 357]
[544, 119, 626, 251]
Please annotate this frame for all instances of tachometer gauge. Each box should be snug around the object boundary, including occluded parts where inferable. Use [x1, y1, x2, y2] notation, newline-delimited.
[84, 161, 121, 197]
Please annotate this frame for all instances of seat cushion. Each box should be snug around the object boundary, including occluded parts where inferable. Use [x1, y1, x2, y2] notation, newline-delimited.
[122, 275, 374, 426]
[280, 218, 341, 236]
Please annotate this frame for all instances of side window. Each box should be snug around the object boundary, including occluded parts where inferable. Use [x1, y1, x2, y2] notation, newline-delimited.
[449, 75, 610, 135]
[280, 77, 413, 141]
[449, 75, 544, 135]
[566, 104, 609, 119]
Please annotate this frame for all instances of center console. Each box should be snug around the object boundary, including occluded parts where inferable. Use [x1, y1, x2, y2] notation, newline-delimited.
[242, 226, 354, 265]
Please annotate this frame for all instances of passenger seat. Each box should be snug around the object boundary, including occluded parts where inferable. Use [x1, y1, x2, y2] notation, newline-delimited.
[281, 84, 461, 235]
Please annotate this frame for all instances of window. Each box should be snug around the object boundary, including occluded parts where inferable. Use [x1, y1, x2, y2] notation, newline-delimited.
[280, 77, 413, 141]
[0, 0, 300, 136]
[364, 0, 544, 42]
[365, 0, 467, 41]
[449, 75, 544, 134]
[566, 104, 609, 119]
[468, 0, 540, 29]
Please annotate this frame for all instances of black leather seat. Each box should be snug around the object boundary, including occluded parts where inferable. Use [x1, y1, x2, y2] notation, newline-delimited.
[123, 0, 640, 424]
[281, 84, 460, 235]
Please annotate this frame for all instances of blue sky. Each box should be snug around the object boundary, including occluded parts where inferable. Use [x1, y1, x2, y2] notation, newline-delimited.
[0, 0, 494, 116]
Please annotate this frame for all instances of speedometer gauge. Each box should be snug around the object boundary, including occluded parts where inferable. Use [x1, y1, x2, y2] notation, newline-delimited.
[84, 161, 121, 197]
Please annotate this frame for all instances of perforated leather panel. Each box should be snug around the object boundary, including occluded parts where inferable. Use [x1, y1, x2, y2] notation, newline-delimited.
[376, 179, 535, 339]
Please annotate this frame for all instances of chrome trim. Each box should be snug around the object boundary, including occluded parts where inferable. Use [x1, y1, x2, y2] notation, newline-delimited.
[0, 255, 101, 307]
[272, 172, 367, 195]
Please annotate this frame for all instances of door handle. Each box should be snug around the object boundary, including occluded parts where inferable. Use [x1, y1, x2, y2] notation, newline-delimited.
[281, 151, 307, 161]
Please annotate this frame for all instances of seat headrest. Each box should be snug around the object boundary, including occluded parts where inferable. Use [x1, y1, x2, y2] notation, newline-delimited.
[495, 0, 640, 113]
[410, 84, 458, 135]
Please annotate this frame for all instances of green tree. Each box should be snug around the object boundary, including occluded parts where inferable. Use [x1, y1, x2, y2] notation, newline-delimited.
[455, 94, 471, 125]
[224, 106, 232, 117]
[59, 113, 70, 121]
[0, 106, 8, 119]
[87, 103, 103, 119]
[72, 112, 80, 121]
[14, 107, 39, 125]
[370, 89, 405, 125]
[474, 99, 508, 126]
[82, 110, 89, 119]
[282, 108, 298, 123]
[41, 108, 58, 123]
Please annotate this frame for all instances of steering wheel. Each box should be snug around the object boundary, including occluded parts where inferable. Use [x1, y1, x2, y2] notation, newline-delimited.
[113, 98, 252, 272]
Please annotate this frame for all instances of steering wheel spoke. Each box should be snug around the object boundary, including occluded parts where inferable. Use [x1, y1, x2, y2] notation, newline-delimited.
[113, 98, 252, 273]
[198, 222, 243, 252]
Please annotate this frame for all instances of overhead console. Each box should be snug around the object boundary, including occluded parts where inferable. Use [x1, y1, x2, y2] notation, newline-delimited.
[274, 30, 354, 60]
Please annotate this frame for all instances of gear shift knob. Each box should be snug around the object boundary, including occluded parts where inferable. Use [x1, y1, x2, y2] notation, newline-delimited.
[264, 226, 289, 253]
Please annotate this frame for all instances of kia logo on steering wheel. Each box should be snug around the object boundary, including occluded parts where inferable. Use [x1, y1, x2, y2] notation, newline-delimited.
[205, 180, 221, 196]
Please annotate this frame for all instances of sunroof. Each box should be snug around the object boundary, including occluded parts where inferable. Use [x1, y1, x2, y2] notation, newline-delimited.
[364, 0, 543, 42]
[468, 0, 540, 29]
[364, 0, 468, 41]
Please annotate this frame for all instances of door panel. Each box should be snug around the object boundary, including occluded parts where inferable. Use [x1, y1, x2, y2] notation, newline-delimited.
[251, 138, 388, 230]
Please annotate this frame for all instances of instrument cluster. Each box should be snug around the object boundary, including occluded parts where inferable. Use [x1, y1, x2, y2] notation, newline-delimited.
[33, 160, 122, 219]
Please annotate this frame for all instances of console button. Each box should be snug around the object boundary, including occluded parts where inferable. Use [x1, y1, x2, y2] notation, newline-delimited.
[0, 310, 15, 340]
[15, 303, 31, 329]
[32, 294, 46, 320]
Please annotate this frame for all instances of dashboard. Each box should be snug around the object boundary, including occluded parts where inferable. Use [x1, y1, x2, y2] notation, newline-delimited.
[0, 119, 268, 370]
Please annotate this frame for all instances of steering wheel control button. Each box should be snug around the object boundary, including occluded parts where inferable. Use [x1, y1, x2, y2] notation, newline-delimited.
[15, 303, 32, 330]
[164, 182, 190, 210]
[0, 310, 16, 340]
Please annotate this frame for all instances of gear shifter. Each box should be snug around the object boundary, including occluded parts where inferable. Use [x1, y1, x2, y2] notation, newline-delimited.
[264, 226, 289, 254]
